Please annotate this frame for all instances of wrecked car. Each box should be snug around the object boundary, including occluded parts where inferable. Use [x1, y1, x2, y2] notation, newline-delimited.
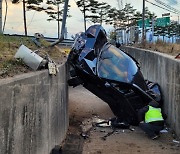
[67, 25, 163, 126]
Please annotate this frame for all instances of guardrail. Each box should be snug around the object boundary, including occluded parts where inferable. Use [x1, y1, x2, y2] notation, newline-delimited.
[59, 39, 74, 46]
[4, 34, 74, 47]
[45, 38, 74, 46]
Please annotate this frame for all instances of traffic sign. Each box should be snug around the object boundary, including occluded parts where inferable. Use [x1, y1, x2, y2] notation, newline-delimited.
[137, 19, 150, 28]
[156, 17, 170, 27]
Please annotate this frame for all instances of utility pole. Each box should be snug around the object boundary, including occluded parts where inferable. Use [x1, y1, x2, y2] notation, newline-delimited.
[61, 0, 69, 36]
[0, 0, 2, 33]
[142, 0, 145, 45]
[50, 0, 69, 46]
[152, 18, 154, 43]
[178, 16, 180, 39]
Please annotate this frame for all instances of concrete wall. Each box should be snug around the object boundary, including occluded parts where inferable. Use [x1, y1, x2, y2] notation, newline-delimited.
[121, 46, 180, 137]
[0, 63, 69, 154]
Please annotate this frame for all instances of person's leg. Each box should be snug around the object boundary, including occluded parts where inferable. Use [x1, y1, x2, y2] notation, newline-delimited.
[151, 124, 164, 135]
[140, 123, 164, 139]
[139, 123, 156, 138]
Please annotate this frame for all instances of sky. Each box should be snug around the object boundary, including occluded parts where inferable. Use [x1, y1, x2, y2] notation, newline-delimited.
[2, 0, 180, 38]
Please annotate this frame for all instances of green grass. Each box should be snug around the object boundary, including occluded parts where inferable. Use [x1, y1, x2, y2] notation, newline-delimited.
[0, 34, 67, 78]
[133, 40, 180, 56]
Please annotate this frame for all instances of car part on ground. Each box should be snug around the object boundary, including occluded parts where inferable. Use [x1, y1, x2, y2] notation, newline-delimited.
[15, 44, 59, 75]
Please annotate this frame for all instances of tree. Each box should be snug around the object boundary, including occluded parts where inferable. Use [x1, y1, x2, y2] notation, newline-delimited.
[76, 0, 99, 31]
[132, 7, 156, 27]
[107, 8, 125, 28]
[27, 0, 67, 22]
[123, 3, 136, 26]
[153, 21, 179, 42]
[44, 0, 69, 38]
[76, 0, 125, 29]
[12, 0, 43, 36]
[87, 2, 111, 25]
[12, 0, 69, 37]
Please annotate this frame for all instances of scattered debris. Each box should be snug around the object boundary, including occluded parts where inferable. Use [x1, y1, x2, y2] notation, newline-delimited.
[32, 33, 44, 47]
[175, 53, 180, 59]
[80, 132, 89, 139]
[95, 120, 111, 127]
[80, 116, 135, 140]
[129, 127, 135, 131]
[173, 140, 180, 144]
[48, 62, 57, 75]
[110, 117, 130, 129]
[160, 129, 168, 133]
[80, 117, 98, 139]
[46, 54, 59, 75]
[101, 129, 115, 141]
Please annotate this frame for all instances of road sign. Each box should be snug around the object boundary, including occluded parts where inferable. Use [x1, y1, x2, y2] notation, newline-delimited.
[137, 19, 150, 28]
[156, 17, 170, 27]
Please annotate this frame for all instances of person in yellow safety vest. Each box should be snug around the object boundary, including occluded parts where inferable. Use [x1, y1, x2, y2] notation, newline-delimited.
[138, 100, 165, 140]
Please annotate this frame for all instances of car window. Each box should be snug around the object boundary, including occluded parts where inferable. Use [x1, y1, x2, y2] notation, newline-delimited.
[97, 45, 138, 83]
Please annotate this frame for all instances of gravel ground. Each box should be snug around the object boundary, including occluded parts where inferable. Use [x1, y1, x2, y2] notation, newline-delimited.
[67, 86, 180, 154]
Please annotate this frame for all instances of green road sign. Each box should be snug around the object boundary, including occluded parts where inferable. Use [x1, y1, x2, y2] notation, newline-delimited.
[137, 19, 150, 28]
[156, 17, 170, 27]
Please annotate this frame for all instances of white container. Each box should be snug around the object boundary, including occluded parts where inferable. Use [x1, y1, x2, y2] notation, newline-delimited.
[15, 45, 43, 70]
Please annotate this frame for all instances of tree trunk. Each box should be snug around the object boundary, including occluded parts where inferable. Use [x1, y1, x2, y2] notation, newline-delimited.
[57, 4, 60, 39]
[100, 8, 102, 25]
[142, 0, 145, 46]
[0, 0, 2, 33]
[23, 0, 27, 36]
[83, 0, 86, 31]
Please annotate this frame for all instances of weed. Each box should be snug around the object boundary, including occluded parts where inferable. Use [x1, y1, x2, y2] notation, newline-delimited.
[133, 41, 180, 56]
[0, 34, 67, 79]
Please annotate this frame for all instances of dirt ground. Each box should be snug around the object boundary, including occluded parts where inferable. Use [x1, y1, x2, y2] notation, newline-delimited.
[68, 86, 180, 154]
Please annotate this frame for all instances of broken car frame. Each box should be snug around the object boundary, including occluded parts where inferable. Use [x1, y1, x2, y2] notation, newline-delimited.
[67, 25, 163, 126]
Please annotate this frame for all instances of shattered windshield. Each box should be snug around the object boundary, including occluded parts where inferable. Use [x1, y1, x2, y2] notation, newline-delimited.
[97, 44, 138, 83]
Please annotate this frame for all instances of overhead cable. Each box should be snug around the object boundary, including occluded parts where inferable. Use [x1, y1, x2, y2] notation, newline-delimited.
[145, 0, 180, 15]
[154, 0, 180, 14]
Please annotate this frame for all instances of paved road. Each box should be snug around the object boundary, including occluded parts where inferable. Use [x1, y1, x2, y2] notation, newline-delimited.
[64, 86, 180, 154]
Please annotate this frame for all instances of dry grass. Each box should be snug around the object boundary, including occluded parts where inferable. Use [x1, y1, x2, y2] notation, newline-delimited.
[133, 40, 180, 56]
[0, 34, 67, 78]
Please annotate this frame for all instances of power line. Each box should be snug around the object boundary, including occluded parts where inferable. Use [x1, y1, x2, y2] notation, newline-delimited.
[27, 11, 36, 28]
[167, 0, 178, 5]
[6, 18, 49, 24]
[145, 0, 180, 15]
[154, 0, 180, 14]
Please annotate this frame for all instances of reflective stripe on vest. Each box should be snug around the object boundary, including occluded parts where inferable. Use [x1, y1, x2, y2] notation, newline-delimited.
[145, 105, 164, 123]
